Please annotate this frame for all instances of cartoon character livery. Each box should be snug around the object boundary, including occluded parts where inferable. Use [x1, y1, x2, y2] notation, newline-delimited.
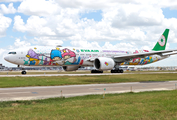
[4, 29, 177, 74]
[51, 50, 62, 61]
[61, 48, 76, 64]
[23, 48, 78, 66]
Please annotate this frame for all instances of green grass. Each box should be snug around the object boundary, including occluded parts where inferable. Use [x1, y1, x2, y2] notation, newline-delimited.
[0, 73, 177, 88]
[0, 71, 92, 75]
[1, 90, 177, 120]
[0, 70, 176, 75]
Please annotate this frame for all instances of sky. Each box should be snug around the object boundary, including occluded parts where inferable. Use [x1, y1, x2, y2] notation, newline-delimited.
[1, 0, 177, 67]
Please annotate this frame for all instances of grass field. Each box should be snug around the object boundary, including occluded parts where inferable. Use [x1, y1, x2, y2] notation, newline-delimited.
[0, 73, 177, 88]
[1, 90, 177, 120]
[0, 71, 92, 75]
[0, 70, 176, 75]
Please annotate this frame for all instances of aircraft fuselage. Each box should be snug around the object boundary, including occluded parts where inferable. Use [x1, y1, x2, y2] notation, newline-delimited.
[4, 46, 168, 67]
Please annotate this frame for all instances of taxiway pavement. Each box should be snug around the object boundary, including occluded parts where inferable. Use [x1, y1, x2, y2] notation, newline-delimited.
[0, 81, 177, 101]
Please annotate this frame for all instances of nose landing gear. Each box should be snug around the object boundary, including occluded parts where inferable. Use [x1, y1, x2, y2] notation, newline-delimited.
[21, 71, 27, 75]
[18, 65, 27, 75]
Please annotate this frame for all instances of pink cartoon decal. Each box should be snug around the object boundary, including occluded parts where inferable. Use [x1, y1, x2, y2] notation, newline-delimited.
[132, 57, 140, 63]
[62, 48, 76, 59]
[133, 50, 139, 54]
[61, 48, 76, 64]
[143, 50, 149, 52]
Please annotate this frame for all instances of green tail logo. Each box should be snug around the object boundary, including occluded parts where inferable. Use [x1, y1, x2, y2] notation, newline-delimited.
[152, 29, 169, 51]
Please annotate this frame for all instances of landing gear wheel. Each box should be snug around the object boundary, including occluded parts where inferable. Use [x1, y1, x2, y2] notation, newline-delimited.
[91, 70, 103, 73]
[21, 71, 26, 75]
[111, 69, 124, 73]
[120, 69, 123, 73]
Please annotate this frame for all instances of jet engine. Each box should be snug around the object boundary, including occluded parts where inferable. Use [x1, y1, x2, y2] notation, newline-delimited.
[94, 57, 115, 71]
[63, 66, 79, 71]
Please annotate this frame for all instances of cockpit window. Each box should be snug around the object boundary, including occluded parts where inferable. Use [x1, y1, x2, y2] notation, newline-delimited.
[8, 52, 16, 54]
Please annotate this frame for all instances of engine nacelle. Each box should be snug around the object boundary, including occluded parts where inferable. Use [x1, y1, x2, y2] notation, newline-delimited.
[63, 66, 79, 71]
[94, 57, 115, 71]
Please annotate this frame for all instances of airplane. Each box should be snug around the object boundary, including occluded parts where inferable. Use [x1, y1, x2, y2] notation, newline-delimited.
[4, 29, 177, 74]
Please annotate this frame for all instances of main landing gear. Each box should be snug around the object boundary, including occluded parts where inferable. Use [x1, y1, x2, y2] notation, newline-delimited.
[111, 69, 123, 73]
[91, 70, 103, 73]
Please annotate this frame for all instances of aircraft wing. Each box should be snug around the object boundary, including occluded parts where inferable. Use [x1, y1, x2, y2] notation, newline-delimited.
[86, 49, 177, 62]
[162, 52, 177, 56]
[113, 49, 177, 62]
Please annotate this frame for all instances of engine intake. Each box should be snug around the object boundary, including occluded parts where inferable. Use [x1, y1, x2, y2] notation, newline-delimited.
[94, 57, 115, 71]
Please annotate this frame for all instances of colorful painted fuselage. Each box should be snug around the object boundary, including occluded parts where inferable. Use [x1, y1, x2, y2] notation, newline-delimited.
[7, 46, 167, 67]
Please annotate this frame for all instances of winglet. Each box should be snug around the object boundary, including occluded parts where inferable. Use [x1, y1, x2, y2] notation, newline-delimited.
[152, 29, 169, 51]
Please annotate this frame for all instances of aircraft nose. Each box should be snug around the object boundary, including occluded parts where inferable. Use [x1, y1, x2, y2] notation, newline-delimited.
[4, 56, 9, 61]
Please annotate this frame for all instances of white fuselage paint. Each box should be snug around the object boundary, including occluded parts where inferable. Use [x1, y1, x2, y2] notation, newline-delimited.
[4, 46, 168, 67]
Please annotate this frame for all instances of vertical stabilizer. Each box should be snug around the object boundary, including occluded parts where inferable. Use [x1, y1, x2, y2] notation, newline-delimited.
[152, 29, 169, 51]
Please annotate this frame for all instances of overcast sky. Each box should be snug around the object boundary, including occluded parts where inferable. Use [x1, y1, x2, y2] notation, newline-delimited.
[1, 0, 177, 67]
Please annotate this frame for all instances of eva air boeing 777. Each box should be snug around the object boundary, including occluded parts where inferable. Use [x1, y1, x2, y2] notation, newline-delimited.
[4, 29, 177, 74]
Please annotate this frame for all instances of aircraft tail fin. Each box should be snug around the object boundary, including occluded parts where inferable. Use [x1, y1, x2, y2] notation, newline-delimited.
[152, 29, 169, 51]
